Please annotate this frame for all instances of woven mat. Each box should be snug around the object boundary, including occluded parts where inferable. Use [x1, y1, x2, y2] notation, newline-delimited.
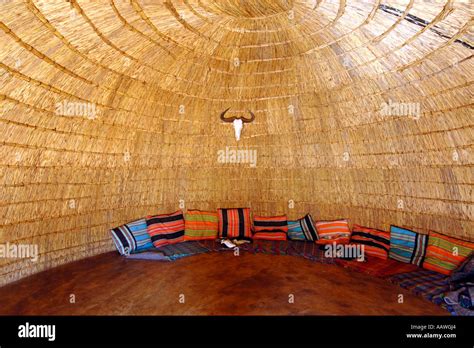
[125, 250, 171, 261]
[160, 241, 210, 260]
[125, 241, 210, 261]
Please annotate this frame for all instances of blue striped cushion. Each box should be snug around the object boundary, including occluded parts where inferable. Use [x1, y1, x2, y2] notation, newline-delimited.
[287, 214, 318, 241]
[389, 225, 428, 266]
[110, 218, 153, 255]
[287, 220, 306, 241]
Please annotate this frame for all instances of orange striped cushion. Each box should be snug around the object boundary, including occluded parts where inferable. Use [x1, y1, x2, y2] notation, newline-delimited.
[315, 219, 351, 245]
[253, 232, 287, 241]
[218, 208, 252, 239]
[253, 215, 288, 233]
[423, 232, 474, 275]
[350, 224, 390, 260]
[146, 210, 185, 248]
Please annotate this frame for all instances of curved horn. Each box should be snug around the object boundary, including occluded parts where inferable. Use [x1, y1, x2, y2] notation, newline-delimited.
[220, 107, 236, 122]
[241, 110, 255, 123]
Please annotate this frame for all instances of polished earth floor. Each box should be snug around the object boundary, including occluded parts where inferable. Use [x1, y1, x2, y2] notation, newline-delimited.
[0, 252, 447, 315]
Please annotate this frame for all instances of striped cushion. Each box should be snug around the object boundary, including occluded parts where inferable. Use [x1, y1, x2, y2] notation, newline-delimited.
[423, 232, 474, 275]
[184, 210, 219, 241]
[110, 218, 153, 255]
[218, 208, 252, 239]
[146, 210, 185, 248]
[287, 214, 318, 241]
[350, 224, 390, 260]
[253, 231, 287, 241]
[253, 215, 288, 233]
[315, 219, 351, 245]
[388, 225, 427, 266]
[287, 220, 305, 241]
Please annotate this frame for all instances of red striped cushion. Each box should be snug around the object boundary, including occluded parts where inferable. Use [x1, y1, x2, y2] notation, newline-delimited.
[315, 219, 351, 245]
[218, 208, 252, 239]
[146, 210, 185, 248]
[253, 231, 287, 241]
[253, 215, 288, 233]
[350, 224, 390, 260]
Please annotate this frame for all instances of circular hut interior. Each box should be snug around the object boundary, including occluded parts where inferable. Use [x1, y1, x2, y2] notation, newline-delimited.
[0, 0, 473, 316]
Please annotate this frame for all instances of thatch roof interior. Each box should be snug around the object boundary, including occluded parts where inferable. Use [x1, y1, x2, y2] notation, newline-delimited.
[0, 0, 472, 285]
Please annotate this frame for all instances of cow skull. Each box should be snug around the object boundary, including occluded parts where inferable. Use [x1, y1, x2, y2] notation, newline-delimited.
[220, 108, 255, 141]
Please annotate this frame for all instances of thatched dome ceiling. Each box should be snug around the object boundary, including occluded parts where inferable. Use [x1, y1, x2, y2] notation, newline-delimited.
[0, 0, 472, 285]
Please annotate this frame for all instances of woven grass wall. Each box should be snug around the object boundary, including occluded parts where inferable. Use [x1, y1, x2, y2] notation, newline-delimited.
[0, 0, 473, 286]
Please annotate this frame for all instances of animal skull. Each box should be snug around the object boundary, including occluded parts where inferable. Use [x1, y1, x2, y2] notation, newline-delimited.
[220, 108, 255, 142]
[232, 119, 243, 141]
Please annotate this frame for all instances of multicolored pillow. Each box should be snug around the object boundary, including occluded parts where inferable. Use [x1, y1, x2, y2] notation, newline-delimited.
[184, 210, 219, 241]
[253, 232, 287, 241]
[253, 215, 288, 233]
[252, 215, 288, 241]
[350, 224, 390, 260]
[287, 220, 305, 241]
[423, 232, 474, 275]
[146, 210, 185, 248]
[287, 214, 318, 241]
[218, 208, 252, 239]
[315, 219, 351, 245]
[110, 218, 153, 255]
[388, 225, 427, 266]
